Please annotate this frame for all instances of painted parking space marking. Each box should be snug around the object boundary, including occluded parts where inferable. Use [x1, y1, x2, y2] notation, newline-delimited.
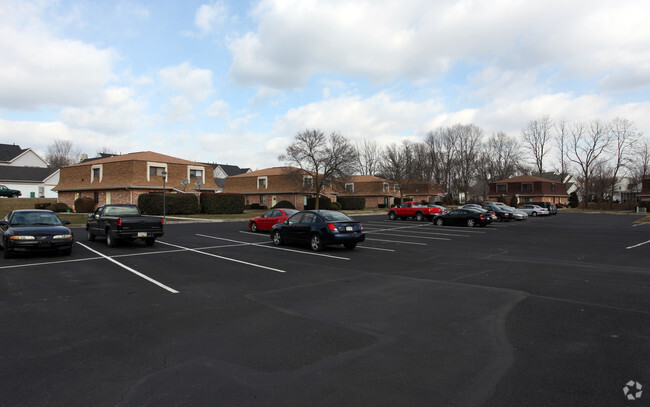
[77, 242, 179, 294]
[364, 237, 427, 246]
[197, 234, 351, 260]
[368, 231, 451, 241]
[626, 240, 650, 249]
[158, 240, 287, 272]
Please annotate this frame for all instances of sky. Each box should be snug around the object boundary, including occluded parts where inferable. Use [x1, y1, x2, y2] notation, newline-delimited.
[1, 0, 649, 172]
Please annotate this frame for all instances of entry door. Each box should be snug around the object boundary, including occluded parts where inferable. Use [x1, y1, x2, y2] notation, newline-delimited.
[106, 191, 112, 204]
[272, 195, 277, 207]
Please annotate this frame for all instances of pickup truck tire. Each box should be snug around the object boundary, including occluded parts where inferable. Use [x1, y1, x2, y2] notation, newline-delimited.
[87, 228, 96, 241]
[388, 212, 397, 220]
[415, 212, 424, 222]
[106, 231, 119, 248]
[144, 238, 156, 247]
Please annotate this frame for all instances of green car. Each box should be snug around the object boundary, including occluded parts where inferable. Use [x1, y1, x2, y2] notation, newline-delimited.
[0, 185, 21, 198]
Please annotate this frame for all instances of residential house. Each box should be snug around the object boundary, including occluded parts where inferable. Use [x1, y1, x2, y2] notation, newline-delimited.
[338, 175, 400, 208]
[488, 175, 569, 205]
[0, 143, 59, 198]
[54, 151, 219, 209]
[205, 163, 251, 189]
[639, 177, 650, 202]
[400, 181, 445, 204]
[223, 167, 338, 209]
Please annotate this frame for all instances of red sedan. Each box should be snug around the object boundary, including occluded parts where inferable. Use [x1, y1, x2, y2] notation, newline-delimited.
[248, 208, 299, 232]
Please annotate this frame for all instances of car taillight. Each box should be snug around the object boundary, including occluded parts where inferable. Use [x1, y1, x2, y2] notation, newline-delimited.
[116, 219, 122, 227]
[161, 218, 164, 225]
[328, 223, 337, 231]
[360, 224, 363, 230]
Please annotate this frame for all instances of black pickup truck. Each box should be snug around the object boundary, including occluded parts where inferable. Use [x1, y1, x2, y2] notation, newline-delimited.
[86, 204, 164, 247]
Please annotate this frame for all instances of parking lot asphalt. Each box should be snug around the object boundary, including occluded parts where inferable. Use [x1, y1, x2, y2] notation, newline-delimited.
[1, 213, 649, 406]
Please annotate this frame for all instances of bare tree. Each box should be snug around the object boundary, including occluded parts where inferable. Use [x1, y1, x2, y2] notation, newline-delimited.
[522, 115, 553, 176]
[454, 124, 483, 202]
[608, 118, 638, 208]
[484, 132, 520, 181]
[378, 141, 422, 203]
[46, 139, 82, 169]
[354, 139, 381, 175]
[627, 136, 650, 194]
[279, 129, 357, 209]
[554, 118, 570, 183]
[566, 120, 613, 209]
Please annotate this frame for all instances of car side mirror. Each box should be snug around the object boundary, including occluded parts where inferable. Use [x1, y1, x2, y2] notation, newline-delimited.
[62, 220, 71, 225]
[0, 220, 7, 227]
[88, 213, 94, 219]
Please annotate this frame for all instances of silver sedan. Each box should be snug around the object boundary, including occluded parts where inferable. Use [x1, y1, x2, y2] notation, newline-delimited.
[518, 204, 550, 217]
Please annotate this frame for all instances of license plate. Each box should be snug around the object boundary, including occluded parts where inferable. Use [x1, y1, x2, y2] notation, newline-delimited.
[345, 226, 353, 232]
[137, 232, 148, 237]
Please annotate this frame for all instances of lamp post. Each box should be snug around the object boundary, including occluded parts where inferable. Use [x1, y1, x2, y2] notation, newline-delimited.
[162, 171, 168, 220]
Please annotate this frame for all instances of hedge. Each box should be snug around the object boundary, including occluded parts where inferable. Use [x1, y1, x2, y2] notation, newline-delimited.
[50, 203, 71, 213]
[200, 193, 245, 214]
[74, 196, 96, 213]
[305, 196, 331, 210]
[273, 200, 296, 209]
[337, 197, 365, 210]
[138, 193, 199, 215]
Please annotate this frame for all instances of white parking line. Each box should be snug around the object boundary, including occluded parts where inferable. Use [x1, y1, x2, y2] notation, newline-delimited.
[197, 234, 351, 260]
[158, 240, 287, 272]
[77, 242, 179, 294]
[368, 231, 451, 241]
[626, 240, 650, 249]
[364, 237, 427, 246]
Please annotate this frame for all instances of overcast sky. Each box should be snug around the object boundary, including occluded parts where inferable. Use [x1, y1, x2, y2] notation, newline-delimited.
[1, 0, 648, 171]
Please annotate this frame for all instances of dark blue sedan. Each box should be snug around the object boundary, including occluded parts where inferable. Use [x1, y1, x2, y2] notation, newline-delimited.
[270, 210, 365, 251]
[0, 210, 74, 258]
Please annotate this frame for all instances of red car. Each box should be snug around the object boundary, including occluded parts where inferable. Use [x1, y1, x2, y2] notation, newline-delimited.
[249, 208, 299, 232]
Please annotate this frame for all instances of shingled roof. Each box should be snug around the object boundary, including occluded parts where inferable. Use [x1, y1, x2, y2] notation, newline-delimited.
[0, 144, 27, 163]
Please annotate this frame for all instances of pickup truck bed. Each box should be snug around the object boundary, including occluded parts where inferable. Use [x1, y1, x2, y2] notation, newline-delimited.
[86, 204, 164, 247]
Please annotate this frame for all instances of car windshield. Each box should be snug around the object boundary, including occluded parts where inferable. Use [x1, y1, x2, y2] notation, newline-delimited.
[320, 211, 353, 222]
[10, 212, 62, 226]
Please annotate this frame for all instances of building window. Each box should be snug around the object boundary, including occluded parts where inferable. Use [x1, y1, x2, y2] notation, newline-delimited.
[257, 177, 267, 189]
[147, 162, 168, 182]
[150, 166, 165, 177]
[303, 176, 313, 189]
[190, 169, 203, 178]
[551, 183, 556, 192]
[394, 184, 399, 192]
[260, 195, 266, 204]
[522, 183, 533, 192]
[383, 183, 389, 192]
[245, 195, 250, 205]
[345, 183, 354, 192]
[93, 191, 99, 203]
[497, 184, 507, 192]
[91, 165, 102, 183]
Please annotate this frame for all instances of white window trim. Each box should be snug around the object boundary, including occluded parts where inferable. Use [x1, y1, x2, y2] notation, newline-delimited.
[147, 162, 168, 182]
[91, 164, 103, 183]
[188, 165, 205, 184]
[345, 183, 355, 192]
[303, 176, 314, 189]
[383, 182, 389, 192]
[257, 176, 268, 189]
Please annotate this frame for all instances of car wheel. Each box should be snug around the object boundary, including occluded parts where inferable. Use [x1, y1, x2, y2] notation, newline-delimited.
[310, 234, 324, 251]
[415, 212, 424, 222]
[435, 218, 444, 226]
[144, 238, 156, 247]
[12, 194, 19, 198]
[87, 228, 95, 241]
[466, 218, 475, 227]
[532, 212, 537, 217]
[250, 222, 258, 233]
[272, 230, 283, 246]
[388, 212, 397, 220]
[343, 242, 357, 249]
[106, 232, 118, 248]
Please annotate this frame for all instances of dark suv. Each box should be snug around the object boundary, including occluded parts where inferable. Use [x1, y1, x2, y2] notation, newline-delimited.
[531, 201, 558, 215]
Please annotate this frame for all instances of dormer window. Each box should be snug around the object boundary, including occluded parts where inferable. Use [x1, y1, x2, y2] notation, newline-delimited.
[303, 176, 313, 189]
[91, 164, 102, 183]
[345, 183, 354, 192]
[257, 176, 267, 189]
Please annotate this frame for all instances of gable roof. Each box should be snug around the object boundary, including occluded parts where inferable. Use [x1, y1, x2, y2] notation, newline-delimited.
[345, 175, 390, 183]
[228, 166, 308, 177]
[494, 175, 559, 183]
[69, 151, 202, 167]
[0, 166, 57, 182]
[0, 144, 26, 162]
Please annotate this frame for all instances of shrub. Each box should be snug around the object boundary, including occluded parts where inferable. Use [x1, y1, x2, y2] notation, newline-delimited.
[443, 193, 454, 205]
[50, 203, 71, 213]
[394, 197, 402, 206]
[569, 192, 580, 208]
[509, 195, 519, 207]
[34, 203, 52, 210]
[378, 204, 387, 209]
[305, 196, 331, 210]
[249, 203, 267, 210]
[330, 201, 342, 211]
[337, 197, 365, 210]
[273, 200, 296, 209]
[74, 196, 96, 213]
[201, 193, 245, 214]
[138, 193, 199, 215]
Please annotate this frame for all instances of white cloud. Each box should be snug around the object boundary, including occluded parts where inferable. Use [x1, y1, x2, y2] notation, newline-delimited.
[159, 62, 214, 103]
[228, 0, 650, 95]
[0, 10, 116, 110]
[195, 1, 227, 35]
[206, 100, 230, 118]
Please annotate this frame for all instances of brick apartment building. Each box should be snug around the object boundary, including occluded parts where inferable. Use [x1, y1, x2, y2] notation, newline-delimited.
[487, 175, 569, 204]
[338, 175, 400, 208]
[401, 181, 445, 204]
[223, 167, 339, 209]
[55, 151, 219, 209]
[639, 177, 650, 202]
